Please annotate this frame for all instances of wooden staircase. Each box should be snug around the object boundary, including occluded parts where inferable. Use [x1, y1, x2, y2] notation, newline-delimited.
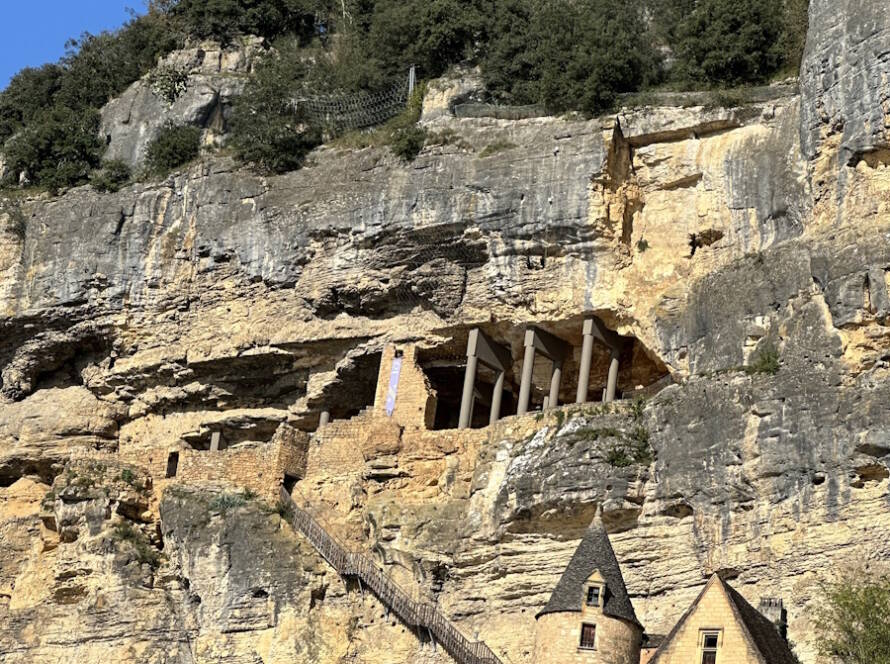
[279, 487, 503, 664]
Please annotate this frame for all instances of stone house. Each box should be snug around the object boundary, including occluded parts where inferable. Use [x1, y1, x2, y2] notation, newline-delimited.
[534, 512, 644, 664]
[646, 574, 798, 664]
[535, 516, 797, 664]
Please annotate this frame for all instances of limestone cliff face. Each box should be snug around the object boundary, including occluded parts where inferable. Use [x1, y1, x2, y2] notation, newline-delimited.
[1, 0, 889, 663]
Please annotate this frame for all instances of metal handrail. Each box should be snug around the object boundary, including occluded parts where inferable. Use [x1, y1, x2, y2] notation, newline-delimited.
[279, 487, 502, 664]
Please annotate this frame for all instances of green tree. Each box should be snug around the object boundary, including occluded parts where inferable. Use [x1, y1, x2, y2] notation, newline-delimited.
[90, 159, 132, 193]
[57, 12, 181, 110]
[814, 571, 890, 664]
[482, 0, 659, 114]
[0, 65, 63, 144]
[672, 0, 783, 86]
[228, 40, 321, 173]
[477, 0, 538, 105]
[647, 0, 696, 45]
[0, 8, 179, 192]
[778, 0, 810, 75]
[162, 0, 326, 44]
[144, 122, 202, 175]
[361, 0, 484, 80]
[1, 106, 102, 193]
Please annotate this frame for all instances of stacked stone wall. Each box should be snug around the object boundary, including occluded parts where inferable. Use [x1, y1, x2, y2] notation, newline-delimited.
[372, 344, 437, 430]
[177, 428, 309, 502]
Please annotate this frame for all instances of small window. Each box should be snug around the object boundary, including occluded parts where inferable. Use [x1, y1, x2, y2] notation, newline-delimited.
[701, 631, 720, 664]
[586, 586, 601, 607]
[165, 452, 179, 478]
[579, 623, 596, 650]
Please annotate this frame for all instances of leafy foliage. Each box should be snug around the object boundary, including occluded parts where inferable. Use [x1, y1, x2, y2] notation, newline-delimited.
[148, 65, 189, 105]
[208, 490, 257, 513]
[112, 521, 164, 568]
[358, 0, 484, 80]
[671, 0, 784, 86]
[778, 0, 811, 76]
[275, 499, 295, 520]
[390, 126, 428, 162]
[0, 65, 63, 145]
[0, 0, 810, 186]
[0, 8, 180, 191]
[481, 0, 660, 115]
[310, 79, 429, 162]
[478, 140, 517, 158]
[745, 342, 780, 375]
[56, 13, 181, 111]
[228, 38, 321, 173]
[144, 122, 202, 176]
[606, 425, 654, 467]
[814, 571, 890, 663]
[1, 107, 102, 193]
[90, 159, 132, 193]
[157, 0, 325, 45]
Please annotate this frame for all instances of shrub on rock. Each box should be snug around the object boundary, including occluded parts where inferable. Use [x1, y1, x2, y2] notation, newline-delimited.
[144, 122, 202, 176]
[90, 159, 132, 193]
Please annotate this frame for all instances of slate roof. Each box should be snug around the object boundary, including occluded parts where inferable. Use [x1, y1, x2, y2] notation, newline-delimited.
[649, 575, 798, 664]
[724, 583, 798, 664]
[536, 513, 642, 628]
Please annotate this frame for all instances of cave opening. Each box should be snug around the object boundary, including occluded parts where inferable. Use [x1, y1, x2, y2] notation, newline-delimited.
[331, 350, 382, 420]
[306, 350, 383, 427]
[423, 363, 517, 430]
[417, 335, 519, 431]
[417, 320, 670, 430]
[283, 473, 299, 495]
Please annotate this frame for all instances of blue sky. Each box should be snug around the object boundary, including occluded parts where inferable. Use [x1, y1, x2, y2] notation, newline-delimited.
[1, 1, 143, 90]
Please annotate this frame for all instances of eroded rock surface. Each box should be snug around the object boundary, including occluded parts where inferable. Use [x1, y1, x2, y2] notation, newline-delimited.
[1, 0, 889, 662]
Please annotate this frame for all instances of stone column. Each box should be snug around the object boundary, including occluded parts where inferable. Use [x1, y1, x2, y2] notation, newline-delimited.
[489, 371, 505, 426]
[605, 349, 620, 403]
[576, 324, 595, 403]
[319, 411, 330, 428]
[517, 340, 536, 416]
[459, 353, 478, 429]
[549, 359, 563, 409]
[542, 396, 550, 410]
[210, 431, 221, 452]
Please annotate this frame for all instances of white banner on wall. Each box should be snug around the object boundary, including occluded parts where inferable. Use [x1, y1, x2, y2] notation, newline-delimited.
[385, 356, 402, 417]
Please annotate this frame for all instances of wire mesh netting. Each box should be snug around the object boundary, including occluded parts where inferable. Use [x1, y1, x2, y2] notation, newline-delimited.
[292, 68, 413, 137]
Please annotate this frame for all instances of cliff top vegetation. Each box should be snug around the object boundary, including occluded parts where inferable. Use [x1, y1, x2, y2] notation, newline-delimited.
[0, 0, 809, 192]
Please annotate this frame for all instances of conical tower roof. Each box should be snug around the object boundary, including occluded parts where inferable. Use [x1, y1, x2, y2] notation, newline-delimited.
[536, 509, 642, 628]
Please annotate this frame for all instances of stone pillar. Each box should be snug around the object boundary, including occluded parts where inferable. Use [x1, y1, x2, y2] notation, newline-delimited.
[548, 359, 562, 409]
[319, 411, 330, 428]
[605, 349, 620, 403]
[517, 340, 536, 416]
[459, 353, 478, 429]
[576, 325, 595, 403]
[489, 371, 505, 426]
[542, 396, 550, 410]
[210, 431, 221, 452]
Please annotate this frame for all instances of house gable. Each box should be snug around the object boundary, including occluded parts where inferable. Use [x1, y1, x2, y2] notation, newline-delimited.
[648, 576, 766, 664]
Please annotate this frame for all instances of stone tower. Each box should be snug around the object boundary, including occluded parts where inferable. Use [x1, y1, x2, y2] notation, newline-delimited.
[534, 511, 643, 664]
